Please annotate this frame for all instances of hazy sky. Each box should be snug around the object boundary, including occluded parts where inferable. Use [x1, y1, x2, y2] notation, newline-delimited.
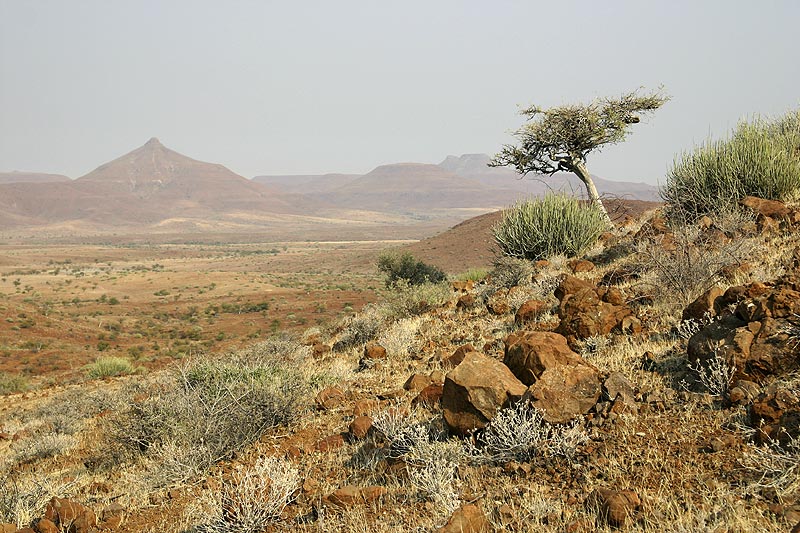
[1, 1, 798, 184]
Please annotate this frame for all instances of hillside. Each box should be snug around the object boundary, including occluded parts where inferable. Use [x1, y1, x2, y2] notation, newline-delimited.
[252, 173, 360, 194]
[0, 171, 71, 184]
[0, 138, 299, 228]
[439, 153, 660, 201]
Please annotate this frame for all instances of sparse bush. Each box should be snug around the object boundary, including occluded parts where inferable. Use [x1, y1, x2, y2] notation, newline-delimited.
[465, 400, 588, 464]
[454, 268, 489, 282]
[85, 356, 139, 379]
[382, 281, 451, 320]
[742, 433, 800, 497]
[377, 252, 447, 286]
[488, 256, 534, 289]
[332, 305, 383, 351]
[0, 475, 74, 528]
[689, 351, 736, 397]
[0, 372, 29, 395]
[377, 316, 424, 357]
[662, 112, 800, 221]
[108, 342, 311, 486]
[192, 456, 299, 532]
[492, 194, 608, 261]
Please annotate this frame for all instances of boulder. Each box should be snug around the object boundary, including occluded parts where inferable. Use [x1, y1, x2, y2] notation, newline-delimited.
[486, 291, 510, 315]
[363, 342, 387, 361]
[34, 519, 58, 533]
[740, 196, 791, 220]
[503, 331, 586, 386]
[568, 259, 595, 273]
[554, 275, 595, 302]
[44, 498, 96, 533]
[750, 384, 800, 444]
[682, 285, 724, 321]
[524, 364, 602, 423]
[514, 299, 549, 325]
[315, 387, 346, 410]
[325, 485, 387, 507]
[445, 344, 476, 369]
[442, 351, 527, 435]
[556, 287, 633, 345]
[349, 416, 373, 440]
[437, 504, 490, 533]
[603, 372, 636, 406]
[412, 383, 443, 407]
[588, 488, 641, 528]
[403, 373, 432, 392]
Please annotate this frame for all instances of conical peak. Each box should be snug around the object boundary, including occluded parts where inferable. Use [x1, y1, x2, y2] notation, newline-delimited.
[145, 137, 162, 147]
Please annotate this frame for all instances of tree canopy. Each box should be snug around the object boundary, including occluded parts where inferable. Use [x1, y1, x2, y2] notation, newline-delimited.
[491, 88, 669, 220]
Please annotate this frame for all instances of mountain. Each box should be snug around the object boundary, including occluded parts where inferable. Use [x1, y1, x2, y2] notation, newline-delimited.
[0, 138, 298, 227]
[252, 173, 359, 194]
[316, 163, 524, 212]
[0, 172, 71, 184]
[439, 154, 660, 201]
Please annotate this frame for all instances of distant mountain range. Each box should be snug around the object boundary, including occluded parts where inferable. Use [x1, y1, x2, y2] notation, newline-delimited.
[0, 140, 659, 233]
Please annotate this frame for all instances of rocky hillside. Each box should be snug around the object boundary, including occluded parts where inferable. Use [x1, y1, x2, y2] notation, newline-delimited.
[1, 196, 800, 532]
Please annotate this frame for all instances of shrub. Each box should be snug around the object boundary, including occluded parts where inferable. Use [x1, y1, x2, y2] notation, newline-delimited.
[0, 372, 29, 395]
[465, 400, 588, 464]
[488, 256, 534, 289]
[332, 305, 383, 351]
[0, 475, 74, 528]
[85, 356, 139, 379]
[492, 194, 608, 261]
[383, 281, 451, 320]
[662, 112, 800, 221]
[192, 456, 299, 532]
[108, 341, 312, 486]
[454, 268, 489, 282]
[377, 252, 447, 286]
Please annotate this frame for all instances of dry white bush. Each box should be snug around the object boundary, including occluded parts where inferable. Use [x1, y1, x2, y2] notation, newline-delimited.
[9, 432, 77, 466]
[332, 304, 384, 351]
[190, 456, 299, 533]
[406, 439, 464, 517]
[0, 474, 75, 527]
[465, 400, 588, 464]
[377, 316, 425, 358]
[741, 434, 800, 497]
[689, 351, 735, 396]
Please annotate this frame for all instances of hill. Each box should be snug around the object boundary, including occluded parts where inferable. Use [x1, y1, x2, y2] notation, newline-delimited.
[0, 171, 71, 184]
[252, 173, 359, 194]
[439, 153, 660, 201]
[0, 138, 298, 228]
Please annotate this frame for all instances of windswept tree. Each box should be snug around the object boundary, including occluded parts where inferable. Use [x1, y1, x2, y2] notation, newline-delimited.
[491, 88, 670, 222]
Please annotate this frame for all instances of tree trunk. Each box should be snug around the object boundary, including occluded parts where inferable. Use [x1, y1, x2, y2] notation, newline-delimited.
[572, 161, 611, 223]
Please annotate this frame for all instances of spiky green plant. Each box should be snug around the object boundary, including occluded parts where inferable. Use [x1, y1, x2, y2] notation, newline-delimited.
[492, 194, 608, 261]
[662, 111, 800, 221]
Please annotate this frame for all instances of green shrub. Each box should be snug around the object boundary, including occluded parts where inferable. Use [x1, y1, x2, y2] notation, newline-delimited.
[492, 194, 608, 260]
[377, 252, 446, 286]
[85, 356, 139, 379]
[0, 372, 29, 395]
[383, 281, 452, 320]
[454, 268, 490, 282]
[662, 111, 800, 221]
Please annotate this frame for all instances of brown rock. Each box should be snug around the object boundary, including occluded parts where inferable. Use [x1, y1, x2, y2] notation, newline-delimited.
[556, 287, 632, 344]
[0, 524, 16, 533]
[17, 529, 36, 533]
[349, 416, 373, 440]
[568, 259, 595, 273]
[514, 299, 549, 325]
[353, 399, 382, 416]
[442, 351, 527, 435]
[363, 342, 387, 360]
[457, 293, 476, 309]
[503, 331, 586, 385]
[315, 387, 346, 410]
[750, 384, 800, 444]
[603, 372, 636, 406]
[437, 504, 489, 533]
[741, 196, 791, 220]
[452, 280, 475, 292]
[315, 433, 347, 452]
[682, 285, 724, 321]
[326, 485, 387, 507]
[555, 275, 595, 302]
[486, 291, 510, 315]
[35, 518, 59, 533]
[588, 488, 641, 528]
[728, 379, 760, 405]
[404, 373, 432, 392]
[445, 344, 476, 368]
[412, 383, 444, 407]
[525, 364, 601, 423]
[597, 286, 626, 306]
[44, 498, 96, 532]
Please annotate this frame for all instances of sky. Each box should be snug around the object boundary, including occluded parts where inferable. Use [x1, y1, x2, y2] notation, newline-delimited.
[1, 1, 798, 185]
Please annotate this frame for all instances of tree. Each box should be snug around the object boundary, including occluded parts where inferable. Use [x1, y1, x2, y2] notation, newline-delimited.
[490, 88, 669, 222]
